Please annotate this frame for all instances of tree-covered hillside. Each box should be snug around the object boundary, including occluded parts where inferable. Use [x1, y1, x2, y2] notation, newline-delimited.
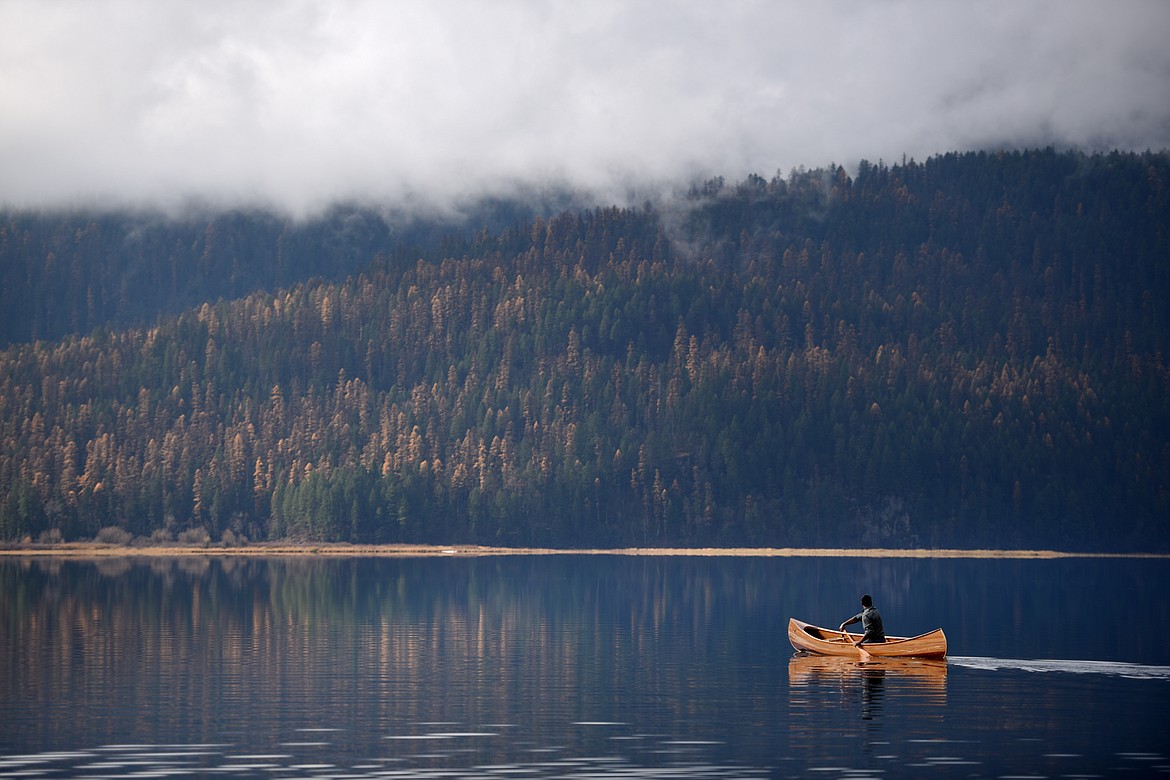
[2, 149, 1167, 550]
[0, 196, 561, 348]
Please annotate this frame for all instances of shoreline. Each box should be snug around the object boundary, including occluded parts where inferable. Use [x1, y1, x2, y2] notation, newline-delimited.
[0, 542, 1166, 559]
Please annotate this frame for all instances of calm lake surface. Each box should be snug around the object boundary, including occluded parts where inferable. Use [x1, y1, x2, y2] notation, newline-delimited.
[2, 554, 1168, 779]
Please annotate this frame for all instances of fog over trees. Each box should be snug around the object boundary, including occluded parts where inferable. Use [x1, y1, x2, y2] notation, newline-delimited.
[2, 149, 1167, 551]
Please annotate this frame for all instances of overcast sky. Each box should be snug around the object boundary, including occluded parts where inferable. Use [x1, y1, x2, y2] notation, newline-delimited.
[2, 0, 1168, 215]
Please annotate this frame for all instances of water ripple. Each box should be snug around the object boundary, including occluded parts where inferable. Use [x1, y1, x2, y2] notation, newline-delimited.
[0, 739, 770, 779]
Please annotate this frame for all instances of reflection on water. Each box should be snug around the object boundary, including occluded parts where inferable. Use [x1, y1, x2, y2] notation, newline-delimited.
[2, 554, 1169, 778]
[788, 653, 949, 753]
[788, 653, 948, 691]
[0, 555, 791, 776]
[788, 653, 947, 722]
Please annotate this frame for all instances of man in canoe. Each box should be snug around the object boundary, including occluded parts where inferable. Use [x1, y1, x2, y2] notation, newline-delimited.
[839, 594, 885, 647]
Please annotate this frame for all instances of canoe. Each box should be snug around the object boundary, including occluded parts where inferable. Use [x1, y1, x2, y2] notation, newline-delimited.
[788, 617, 947, 659]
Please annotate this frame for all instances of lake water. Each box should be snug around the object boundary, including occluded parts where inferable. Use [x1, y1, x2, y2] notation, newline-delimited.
[2, 554, 1169, 779]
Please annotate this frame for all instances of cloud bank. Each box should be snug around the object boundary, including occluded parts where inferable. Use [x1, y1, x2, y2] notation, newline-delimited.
[2, 0, 1168, 215]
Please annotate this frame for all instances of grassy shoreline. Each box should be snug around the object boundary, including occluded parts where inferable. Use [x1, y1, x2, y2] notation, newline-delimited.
[0, 542, 1165, 559]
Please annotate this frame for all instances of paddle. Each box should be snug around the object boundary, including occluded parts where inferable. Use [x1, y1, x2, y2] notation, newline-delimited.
[840, 628, 871, 660]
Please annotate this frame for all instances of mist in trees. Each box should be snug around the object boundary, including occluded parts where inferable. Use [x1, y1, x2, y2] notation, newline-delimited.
[2, 149, 1167, 551]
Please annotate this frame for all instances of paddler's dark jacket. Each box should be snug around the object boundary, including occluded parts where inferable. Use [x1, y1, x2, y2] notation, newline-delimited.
[847, 605, 886, 643]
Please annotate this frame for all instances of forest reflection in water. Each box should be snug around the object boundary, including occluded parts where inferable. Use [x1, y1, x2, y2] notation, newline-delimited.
[1, 553, 1169, 778]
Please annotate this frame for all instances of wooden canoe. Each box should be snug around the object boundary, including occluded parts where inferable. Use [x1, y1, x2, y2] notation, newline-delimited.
[788, 617, 947, 659]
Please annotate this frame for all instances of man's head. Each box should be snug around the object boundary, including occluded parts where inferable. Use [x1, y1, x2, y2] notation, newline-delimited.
[861, 594, 873, 608]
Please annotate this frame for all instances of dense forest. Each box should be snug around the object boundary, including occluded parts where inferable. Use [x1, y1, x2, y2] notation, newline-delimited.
[0, 195, 568, 349]
[1, 149, 1167, 550]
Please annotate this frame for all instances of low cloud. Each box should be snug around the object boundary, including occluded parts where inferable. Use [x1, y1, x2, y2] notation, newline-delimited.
[2, 0, 1168, 216]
